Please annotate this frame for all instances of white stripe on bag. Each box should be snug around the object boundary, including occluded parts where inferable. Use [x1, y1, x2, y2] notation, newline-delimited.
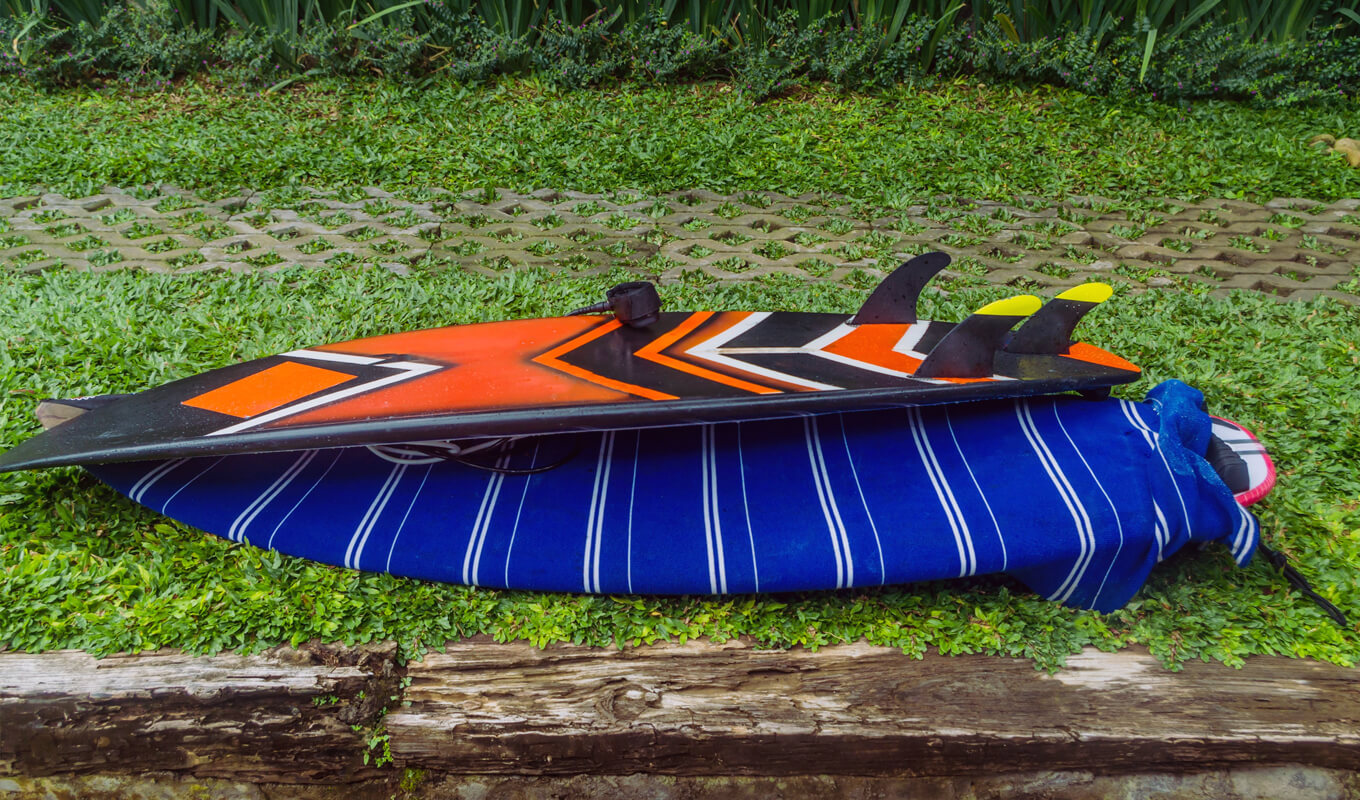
[1052, 402, 1124, 609]
[229, 450, 318, 542]
[582, 432, 615, 593]
[805, 417, 852, 589]
[701, 425, 728, 594]
[911, 407, 975, 578]
[131, 458, 188, 503]
[1016, 401, 1093, 604]
[348, 463, 406, 570]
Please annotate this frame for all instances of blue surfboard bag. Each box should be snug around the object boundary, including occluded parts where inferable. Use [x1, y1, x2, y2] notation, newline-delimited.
[87, 379, 1259, 612]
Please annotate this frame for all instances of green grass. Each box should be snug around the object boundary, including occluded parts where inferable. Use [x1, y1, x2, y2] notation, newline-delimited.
[2, 77, 1359, 206]
[1, 267, 1357, 669]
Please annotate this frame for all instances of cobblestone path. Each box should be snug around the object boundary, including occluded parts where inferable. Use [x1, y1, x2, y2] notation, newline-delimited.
[4, 187, 1358, 301]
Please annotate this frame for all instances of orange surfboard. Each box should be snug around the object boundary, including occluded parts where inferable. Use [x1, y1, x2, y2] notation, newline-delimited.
[0, 254, 1139, 472]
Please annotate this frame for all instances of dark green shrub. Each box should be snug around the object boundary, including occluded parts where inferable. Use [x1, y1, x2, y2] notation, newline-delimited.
[422, 10, 528, 83]
[2, 0, 1358, 105]
[964, 18, 1359, 107]
[733, 11, 892, 99]
[0, 3, 214, 86]
[619, 11, 725, 83]
[531, 10, 627, 87]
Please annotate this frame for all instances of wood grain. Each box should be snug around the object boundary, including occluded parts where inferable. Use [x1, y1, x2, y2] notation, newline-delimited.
[386, 640, 1360, 776]
[4, 641, 1358, 781]
[0, 646, 388, 783]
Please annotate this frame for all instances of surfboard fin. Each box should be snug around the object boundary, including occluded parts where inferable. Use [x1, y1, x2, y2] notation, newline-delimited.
[849, 251, 951, 325]
[1004, 283, 1114, 355]
[35, 395, 133, 430]
[914, 295, 1043, 379]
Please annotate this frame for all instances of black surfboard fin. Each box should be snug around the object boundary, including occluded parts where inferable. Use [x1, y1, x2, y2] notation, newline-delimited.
[914, 295, 1043, 379]
[1004, 283, 1114, 354]
[849, 251, 951, 325]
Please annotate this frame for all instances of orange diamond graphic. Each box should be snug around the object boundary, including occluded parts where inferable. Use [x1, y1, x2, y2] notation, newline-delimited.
[182, 361, 355, 418]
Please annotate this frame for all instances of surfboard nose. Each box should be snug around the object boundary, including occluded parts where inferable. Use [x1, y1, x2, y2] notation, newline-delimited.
[1208, 417, 1276, 506]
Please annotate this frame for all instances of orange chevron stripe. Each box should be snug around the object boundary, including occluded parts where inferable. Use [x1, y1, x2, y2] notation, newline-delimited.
[532, 319, 680, 401]
[819, 323, 924, 374]
[633, 312, 781, 395]
[1063, 342, 1141, 373]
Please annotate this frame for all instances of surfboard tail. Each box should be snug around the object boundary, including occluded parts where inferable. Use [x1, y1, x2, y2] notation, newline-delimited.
[35, 395, 132, 431]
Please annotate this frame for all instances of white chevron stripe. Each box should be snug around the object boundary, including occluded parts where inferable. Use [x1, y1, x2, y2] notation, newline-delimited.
[280, 349, 382, 365]
[208, 358, 441, 436]
[684, 312, 840, 391]
[891, 323, 933, 358]
[683, 313, 956, 388]
[802, 322, 949, 382]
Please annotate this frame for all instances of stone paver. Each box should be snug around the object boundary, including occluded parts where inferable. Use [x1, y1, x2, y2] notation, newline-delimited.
[3, 187, 1358, 301]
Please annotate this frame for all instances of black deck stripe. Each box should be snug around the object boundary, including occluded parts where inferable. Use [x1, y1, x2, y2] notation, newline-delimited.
[724, 352, 935, 389]
[723, 312, 848, 348]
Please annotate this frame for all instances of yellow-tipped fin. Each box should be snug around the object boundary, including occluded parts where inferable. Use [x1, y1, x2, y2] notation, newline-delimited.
[974, 295, 1042, 317]
[1056, 283, 1113, 304]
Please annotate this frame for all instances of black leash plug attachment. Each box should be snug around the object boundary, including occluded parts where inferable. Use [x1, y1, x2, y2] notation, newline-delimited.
[567, 281, 662, 328]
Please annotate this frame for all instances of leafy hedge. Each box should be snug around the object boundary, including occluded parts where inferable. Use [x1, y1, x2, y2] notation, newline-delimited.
[2, 3, 1359, 106]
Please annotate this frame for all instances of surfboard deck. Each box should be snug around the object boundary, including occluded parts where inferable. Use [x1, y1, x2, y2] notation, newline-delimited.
[77, 382, 1264, 613]
[0, 255, 1140, 472]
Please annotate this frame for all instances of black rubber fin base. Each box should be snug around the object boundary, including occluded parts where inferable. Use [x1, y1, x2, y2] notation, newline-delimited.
[850, 252, 951, 326]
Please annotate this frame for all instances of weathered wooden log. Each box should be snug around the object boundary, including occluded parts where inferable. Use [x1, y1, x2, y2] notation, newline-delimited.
[0, 645, 392, 783]
[5, 640, 1359, 782]
[386, 640, 1360, 776]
